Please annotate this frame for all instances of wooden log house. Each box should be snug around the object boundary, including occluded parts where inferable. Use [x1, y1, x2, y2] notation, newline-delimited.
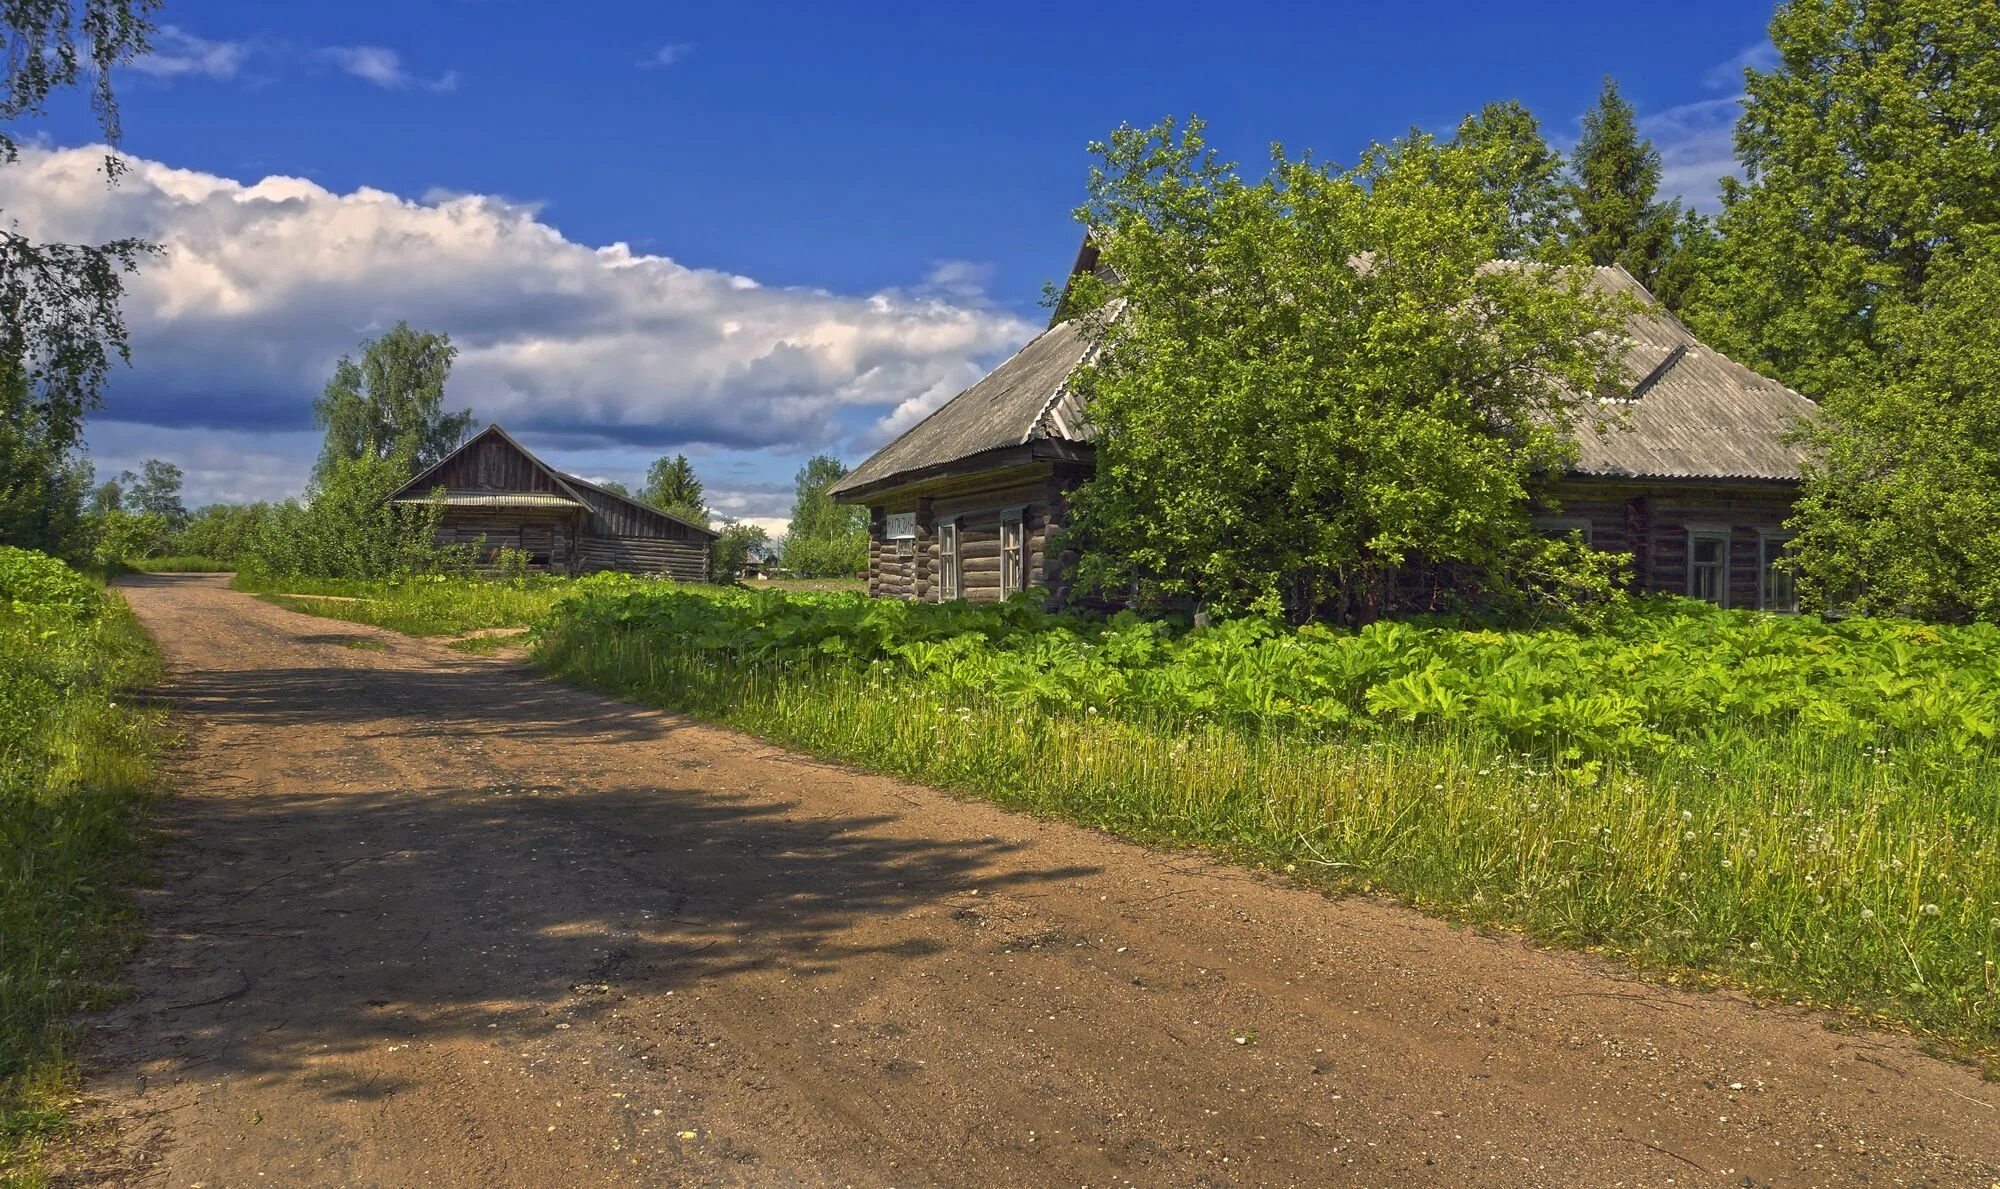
[830, 252, 1819, 612]
[386, 424, 717, 580]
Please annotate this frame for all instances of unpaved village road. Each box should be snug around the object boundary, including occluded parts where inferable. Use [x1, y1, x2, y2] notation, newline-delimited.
[59, 574, 2000, 1187]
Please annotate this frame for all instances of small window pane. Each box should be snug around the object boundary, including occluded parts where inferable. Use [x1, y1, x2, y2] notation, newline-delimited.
[1001, 516, 1023, 595]
[1689, 531, 1729, 606]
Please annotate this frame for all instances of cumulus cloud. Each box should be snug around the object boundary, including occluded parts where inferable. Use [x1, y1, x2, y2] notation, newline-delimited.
[5, 145, 1032, 471]
[1641, 95, 1744, 212]
[320, 46, 459, 92]
[125, 26, 248, 81]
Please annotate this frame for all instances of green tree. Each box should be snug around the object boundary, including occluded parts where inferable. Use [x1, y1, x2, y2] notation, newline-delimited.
[1449, 100, 1572, 260]
[312, 323, 473, 481]
[779, 454, 867, 578]
[120, 458, 186, 527]
[173, 501, 272, 562]
[1064, 116, 1629, 624]
[245, 454, 468, 581]
[641, 454, 708, 525]
[595, 479, 632, 498]
[710, 520, 769, 583]
[1, 3, 158, 555]
[1569, 78, 1682, 290]
[1695, 0, 2000, 619]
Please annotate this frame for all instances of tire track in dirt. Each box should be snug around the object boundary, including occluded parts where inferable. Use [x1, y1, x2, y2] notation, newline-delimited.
[53, 573, 2000, 1186]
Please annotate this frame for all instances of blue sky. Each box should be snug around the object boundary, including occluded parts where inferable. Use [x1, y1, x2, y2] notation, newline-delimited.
[9, 0, 1780, 531]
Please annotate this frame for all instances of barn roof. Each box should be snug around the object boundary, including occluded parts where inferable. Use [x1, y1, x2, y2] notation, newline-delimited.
[831, 261, 1815, 498]
[387, 424, 719, 539]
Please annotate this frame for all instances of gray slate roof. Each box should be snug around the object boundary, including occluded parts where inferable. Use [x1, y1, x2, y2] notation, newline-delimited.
[831, 265, 1815, 497]
[828, 314, 1103, 496]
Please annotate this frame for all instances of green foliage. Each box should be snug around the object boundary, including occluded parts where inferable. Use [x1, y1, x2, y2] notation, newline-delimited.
[0, 365, 94, 561]
[711, 520, 769, 583]
[88, 507, 169, 565]
[242, 454, 473, 582]
[641, 454, 708, 526]
[1569, 77, 1684, 287]
[1064, 116, 1629, 623]
[1449, 100, 1573, 260]
[118, 458, 184, 527]
[1694, 0, 2000, 621]
[170, 502, 272, 563]
[238, 570, 585, 636]
[780, 454, 866, 578]
[312, 322, 473, 481]
[536, 583, 2000, 1045]
[0, 548, 159, 1168]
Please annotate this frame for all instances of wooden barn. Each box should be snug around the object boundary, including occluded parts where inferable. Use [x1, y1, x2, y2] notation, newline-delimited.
[387, 425, 716, 581]
[830, 253, 1818, 612]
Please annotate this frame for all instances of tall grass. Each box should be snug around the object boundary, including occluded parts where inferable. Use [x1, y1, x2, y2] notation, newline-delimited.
[0, 551, 163, 1178]
[539, 625, 2000, 1050]
[129, 556, 232, 574]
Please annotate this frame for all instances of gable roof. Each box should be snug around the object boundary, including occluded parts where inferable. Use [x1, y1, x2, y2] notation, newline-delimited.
[827, 312, 1107, 498]
[832, 258, 1816, 498]
[387, 424, 719, 539]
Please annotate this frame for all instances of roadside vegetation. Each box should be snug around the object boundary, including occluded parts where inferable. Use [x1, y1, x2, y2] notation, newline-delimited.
[0, 548, 162, 1177]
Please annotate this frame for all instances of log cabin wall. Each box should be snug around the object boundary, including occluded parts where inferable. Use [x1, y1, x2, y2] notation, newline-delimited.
[431, 509, 581, 570]
[573, 536, 709, 582]
[1546, 478, 1798, 607]
[864, 465, 1083, 604]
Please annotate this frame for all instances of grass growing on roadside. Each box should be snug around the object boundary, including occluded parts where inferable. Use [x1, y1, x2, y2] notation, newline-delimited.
[532, 584, 2000, 1051]
[0, 549, 163, 1179]
[129, 556, 232, 574]
[234, 573, 578, 637]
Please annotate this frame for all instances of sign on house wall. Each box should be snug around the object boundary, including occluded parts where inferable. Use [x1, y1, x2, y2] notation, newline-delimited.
[884, 512, 916, 540]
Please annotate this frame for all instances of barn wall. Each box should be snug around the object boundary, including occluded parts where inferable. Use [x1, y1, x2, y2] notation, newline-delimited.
[574, 535, 710, 582]
[428, 437, 567, 494]
[433, 509, 580, 570]
[864, 464, 1086, 604]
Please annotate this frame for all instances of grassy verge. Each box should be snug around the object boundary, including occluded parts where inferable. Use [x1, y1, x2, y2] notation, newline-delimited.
[231, 573, 576, 637]
[129, 556, 232, 574]
[1, 552, 164, 1182]
[536, 628, 2000, 1052]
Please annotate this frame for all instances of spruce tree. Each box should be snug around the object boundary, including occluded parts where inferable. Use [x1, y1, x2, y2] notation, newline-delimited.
[1569, 78, 1678, 289]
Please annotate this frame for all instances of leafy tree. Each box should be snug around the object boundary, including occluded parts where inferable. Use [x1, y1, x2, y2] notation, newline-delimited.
[120, 458, 186, 526]
[91, 507, 169, 563]
[641, 454, 708, 525]
[1063, 116, 1629, 624]
[173, 501, 272, 562]
[779, 454, 866, 578]
[312, 323, 473, 481]
[244, 454, 468, 581]
[1449, 100, 1572, 260]
[89, 478, 123, 515]
[1569, 78, 1683, 293]
[711, 521, 769, 583]
[595, 479, 632, 498]
[1, 2, 157, 555]
[1695, 0, 2000, 619]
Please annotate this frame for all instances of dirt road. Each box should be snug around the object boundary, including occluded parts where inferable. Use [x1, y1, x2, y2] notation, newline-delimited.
[61, 574, 2000, 1186]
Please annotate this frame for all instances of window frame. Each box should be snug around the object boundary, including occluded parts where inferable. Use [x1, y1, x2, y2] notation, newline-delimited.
[1686, 525, 1732, 607]
[1758, 529, 1799, 613]
[936, 519, 960, 602]
[999, 509, 1025, 596]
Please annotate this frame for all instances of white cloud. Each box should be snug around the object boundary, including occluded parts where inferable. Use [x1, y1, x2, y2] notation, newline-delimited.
[6, 145, 1033, 493]
[1641, 95, 1744, 212]
[126, 26, 248, 81]
[321, 46, 459, 92]
[1703, 40, 1778, 92]
[642, 43, 694, 69]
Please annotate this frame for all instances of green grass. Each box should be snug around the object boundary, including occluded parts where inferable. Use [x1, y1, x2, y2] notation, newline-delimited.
[0, 551, 163, 1181]
[236, 573, 577, 637]
[754, 576, 868, 594]
[129, 556, 233, 573]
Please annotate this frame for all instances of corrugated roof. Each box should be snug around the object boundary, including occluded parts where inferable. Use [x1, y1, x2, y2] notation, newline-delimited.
[392, 492, 586, 509]
[834, 264, 1816, 495]
[1572, 266, 1817, 481]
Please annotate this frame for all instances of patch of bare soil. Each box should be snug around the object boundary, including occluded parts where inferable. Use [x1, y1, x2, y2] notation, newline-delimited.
[55, 573, 2000, 1186]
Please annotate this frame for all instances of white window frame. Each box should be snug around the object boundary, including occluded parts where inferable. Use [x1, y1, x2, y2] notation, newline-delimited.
[1687, 525, 1731, 607]
[1758, 530, 1799, 613]
[999, 510, 1025, 596]
[936, 520, 960, 602]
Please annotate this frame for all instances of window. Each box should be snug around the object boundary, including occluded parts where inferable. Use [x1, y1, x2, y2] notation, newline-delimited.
[1687, 527, 1730, 606]
[1000, 513, 1025, 595]
[936, 521, 960, 601]
[1759, 531, 1799, 613]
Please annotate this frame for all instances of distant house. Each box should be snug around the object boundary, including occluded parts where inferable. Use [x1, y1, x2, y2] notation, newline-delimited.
[387, 424, 716, 580]
[829, 248, 1818, 612]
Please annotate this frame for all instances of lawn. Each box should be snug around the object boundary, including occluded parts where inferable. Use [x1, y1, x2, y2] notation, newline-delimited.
[0, 549, 164, 1180]
[253, 570, 2000, 1055]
